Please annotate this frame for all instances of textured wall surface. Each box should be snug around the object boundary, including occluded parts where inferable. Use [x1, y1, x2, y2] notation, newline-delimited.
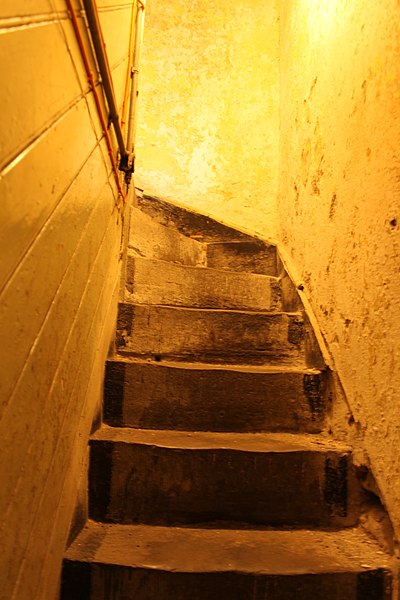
[279, 1, 400, 536]
[0, 2, 132, 598]
[135, 0, 280, 239]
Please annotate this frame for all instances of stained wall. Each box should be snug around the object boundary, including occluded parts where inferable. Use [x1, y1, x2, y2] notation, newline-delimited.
[2, 3, 400, 598]
[279, 1, 400, 536]
[0, 2, 133, 598]
[135, 0, 280, 239]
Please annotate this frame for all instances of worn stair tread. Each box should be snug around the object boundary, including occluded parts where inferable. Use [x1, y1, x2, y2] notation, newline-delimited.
[129, 206, 205, 267]
[126, 253, 280, 280]
[123, 304, 300, 316]
[206, 240, 278, 276]
[108, 355, 321, 374]
[138, 194, 261, 244]
[125, 255, 282, 311]
[91, 425, 349, 453]
[116, 303, 307, 366]
[65, 521, 390, 575]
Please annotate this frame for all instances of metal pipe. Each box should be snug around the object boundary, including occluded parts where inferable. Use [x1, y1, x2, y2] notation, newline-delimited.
[82, 0, 129, 163]
[126, 0, 146, 158]
[66, 0, 127, 201]
[121, 1, 138, 133]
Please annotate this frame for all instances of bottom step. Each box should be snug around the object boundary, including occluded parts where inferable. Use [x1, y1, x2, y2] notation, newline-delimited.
[62, 522, 392, 600]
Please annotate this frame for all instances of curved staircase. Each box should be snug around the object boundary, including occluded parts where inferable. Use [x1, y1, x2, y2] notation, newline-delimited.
[61, 196, 393, 600]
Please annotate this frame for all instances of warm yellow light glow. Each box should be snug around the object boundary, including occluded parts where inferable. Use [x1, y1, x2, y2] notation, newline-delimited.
[136, 0, 280, 238]
[305, 0, 343, 19]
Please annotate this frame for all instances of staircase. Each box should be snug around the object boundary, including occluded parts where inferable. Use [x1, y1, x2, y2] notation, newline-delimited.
[61, 196, 393, 599]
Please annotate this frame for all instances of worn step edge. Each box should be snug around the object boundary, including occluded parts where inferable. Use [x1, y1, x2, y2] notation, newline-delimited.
[127, 253, 282, 283]
[90, 426, 349, 454]
[125, 304, 300, 317]
[118, 303, 302, 317]
[115, 354, 308, 368]
[64, 521, 391, 576]
[107, 355, 321, 373]
[128, 206, 206, 267]
[116, 303, 304, 345]
[125, 253, 281, 281]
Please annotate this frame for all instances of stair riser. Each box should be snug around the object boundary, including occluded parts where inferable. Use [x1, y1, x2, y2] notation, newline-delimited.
[62, 562, 392, 600]
[116, 304, 305, 364]
[89, 441, 357, 527]
[125, 256, 282, 311]
[104, 361, 326, 433]
[206, 241, 278, 276]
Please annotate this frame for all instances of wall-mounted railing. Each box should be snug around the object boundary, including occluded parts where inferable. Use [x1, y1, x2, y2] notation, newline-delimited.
[66, 0, 146, 198]
[126, 1, 146, 169]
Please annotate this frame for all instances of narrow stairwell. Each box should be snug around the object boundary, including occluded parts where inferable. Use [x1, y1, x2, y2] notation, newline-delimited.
[61, 196, 393, 599]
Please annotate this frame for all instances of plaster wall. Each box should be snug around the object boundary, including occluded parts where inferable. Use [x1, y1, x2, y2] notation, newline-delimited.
[135, 0, 280, 239]
[0, 2, 133, 598]
[279, 1, 400, 536]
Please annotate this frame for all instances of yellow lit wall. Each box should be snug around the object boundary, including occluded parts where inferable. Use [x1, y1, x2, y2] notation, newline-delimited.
[2, 4, 400, 597]
[0, 2, 132, 598]
[135, 0, 280, 239]
[279, 1, 400, 536]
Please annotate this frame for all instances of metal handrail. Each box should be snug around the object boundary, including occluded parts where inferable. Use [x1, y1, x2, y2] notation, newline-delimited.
[66, 0, 127, 200]
[68, 0, 146, 189]
[82, 0, 128, 163]
[126, 0, 146, 161]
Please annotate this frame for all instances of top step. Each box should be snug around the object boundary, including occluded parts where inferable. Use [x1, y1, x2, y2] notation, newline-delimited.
[129, 207, 205, 268]
[138, 194, 259, 243]
[132, 195, 278, 276]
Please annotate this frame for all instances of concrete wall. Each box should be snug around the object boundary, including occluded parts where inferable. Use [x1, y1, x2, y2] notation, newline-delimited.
[135, 0, 280, 239]
[0, 2, 133, 598]
[278, 1, 400, 537]
[3, 4, 399, 597]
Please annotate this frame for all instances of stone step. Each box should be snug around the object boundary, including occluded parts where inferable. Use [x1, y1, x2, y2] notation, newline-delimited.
[206, 240, 278, 276]
[136, 195, 279, 275]
[104, 358, 327, 433]
[116, 304, 306, 366]
[125, 256, 282, 311]
[129, 207, 205, 267]
[62, 522, 392, 600]
[137, 194, 259, 243]
[89, 427, 360, 528]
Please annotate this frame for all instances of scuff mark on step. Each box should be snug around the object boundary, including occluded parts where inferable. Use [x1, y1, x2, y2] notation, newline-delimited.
[303, 372, 326, 422]
[288, 315, 305, 347]
[103, 361, 125, 426]
[356, 569, 389, 600]
[89, 441, 113, 522]
[324, 454, 348, 518]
